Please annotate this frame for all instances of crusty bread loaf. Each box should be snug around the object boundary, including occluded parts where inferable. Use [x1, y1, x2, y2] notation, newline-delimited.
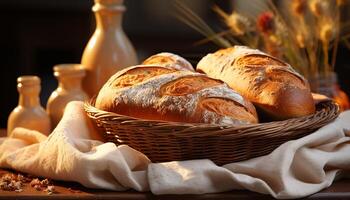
[95, 65, 258, 125]
[197, 46, 315, 120]
[142, 52, 194, 71]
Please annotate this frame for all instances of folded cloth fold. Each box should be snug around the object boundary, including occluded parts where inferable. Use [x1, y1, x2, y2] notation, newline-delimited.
[0, 102, 150, 191]
[0, 101, 349, 199]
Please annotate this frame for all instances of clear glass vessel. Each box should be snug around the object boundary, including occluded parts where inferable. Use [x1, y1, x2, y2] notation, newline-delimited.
[310, 72, 349, 111]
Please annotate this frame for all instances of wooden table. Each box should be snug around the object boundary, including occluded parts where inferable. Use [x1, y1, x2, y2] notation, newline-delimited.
[1, 129, 350, 199]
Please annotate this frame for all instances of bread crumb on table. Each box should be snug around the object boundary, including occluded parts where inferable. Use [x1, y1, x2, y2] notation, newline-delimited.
[46, 185, 56, 195]
[0, 172, 57, 194]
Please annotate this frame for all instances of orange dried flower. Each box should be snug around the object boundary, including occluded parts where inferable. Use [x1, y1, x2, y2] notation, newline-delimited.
[336, 0, 346, 6]
[226, 12, 252, 35]
[257, 12, 275, 34]
[309, 0, 327, 17]
[320, 23, 336, 42]
[292, 0, 307, 16]
[296, 33, 306, 48]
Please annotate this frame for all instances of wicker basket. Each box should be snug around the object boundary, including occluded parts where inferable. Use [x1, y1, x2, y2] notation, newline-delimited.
[84, 100, 339, 165]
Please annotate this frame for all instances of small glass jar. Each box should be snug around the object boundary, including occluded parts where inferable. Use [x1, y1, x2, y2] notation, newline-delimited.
[7, 76, 51, 136]
[309, 72, 349, 111]
[46, 64, 88, 128]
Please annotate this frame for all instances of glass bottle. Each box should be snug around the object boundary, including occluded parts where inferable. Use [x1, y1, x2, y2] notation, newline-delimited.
[47, 64, 88, 128]
[7, 76, 51, 136]
[310, 72, 350, 111]
[81, 0, 138, 97]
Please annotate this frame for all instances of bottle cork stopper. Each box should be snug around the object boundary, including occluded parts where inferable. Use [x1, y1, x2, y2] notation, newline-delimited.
[93, 0, 125, 12]
[53, 64, 85, 77]
[17, 76, 40, 86]
[94, 0, 124, 6]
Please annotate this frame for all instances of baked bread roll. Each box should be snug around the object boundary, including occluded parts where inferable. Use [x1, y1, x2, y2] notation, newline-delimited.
[95, 65, 258, 125]
[197, 46, 315, 120]
[142, 52, 194, 71]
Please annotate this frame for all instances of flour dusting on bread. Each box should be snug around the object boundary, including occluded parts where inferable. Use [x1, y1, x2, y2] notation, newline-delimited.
[96, 65, 258, 125]
[197, 45, 315, 120]
[142, 52, 194, 71]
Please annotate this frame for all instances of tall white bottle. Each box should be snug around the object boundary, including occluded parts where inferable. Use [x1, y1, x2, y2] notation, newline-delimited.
[81, 0, 138, 98]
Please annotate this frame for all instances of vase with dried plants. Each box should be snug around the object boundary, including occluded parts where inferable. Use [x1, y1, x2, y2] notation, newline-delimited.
[176, 0, 350, 111]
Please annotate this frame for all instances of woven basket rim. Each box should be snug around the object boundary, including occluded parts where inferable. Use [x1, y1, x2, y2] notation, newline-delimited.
[84, 99, 339, 164]
[84, 99, 339, 139]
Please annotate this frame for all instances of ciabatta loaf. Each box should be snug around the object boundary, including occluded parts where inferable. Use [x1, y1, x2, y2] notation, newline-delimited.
[95, 65, 258, 125]
[197, 46, 315, 120]
[142, 52, 194, 71]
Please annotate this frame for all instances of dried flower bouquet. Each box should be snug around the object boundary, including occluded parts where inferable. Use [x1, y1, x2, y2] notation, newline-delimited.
[176, 0, 350, 79]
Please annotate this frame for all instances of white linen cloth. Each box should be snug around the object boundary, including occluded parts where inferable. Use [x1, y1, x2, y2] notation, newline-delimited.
[0, 101, 349, 199]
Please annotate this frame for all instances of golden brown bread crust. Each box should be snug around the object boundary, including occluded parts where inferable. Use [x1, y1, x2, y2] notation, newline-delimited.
[95, 65, 258, 125]
[197, 46, 315, 120]
[142, 52, 194, 71]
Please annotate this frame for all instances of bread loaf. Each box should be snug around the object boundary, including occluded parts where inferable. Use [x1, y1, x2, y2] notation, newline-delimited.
[95, 65, 258, 125]
[142, 52, 194, 71]
[197, 46, 315, 120]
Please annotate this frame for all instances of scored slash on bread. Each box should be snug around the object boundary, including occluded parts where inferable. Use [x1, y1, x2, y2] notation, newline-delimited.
[95, 65, 258, 125]
[197, 46, 316, 120]
[142, 52, 195, 71]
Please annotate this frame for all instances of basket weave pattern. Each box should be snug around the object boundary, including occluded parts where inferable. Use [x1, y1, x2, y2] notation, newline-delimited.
[85, 101, 339, 165]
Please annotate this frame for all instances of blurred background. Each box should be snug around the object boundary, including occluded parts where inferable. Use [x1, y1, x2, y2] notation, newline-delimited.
[0, 0, 349, 128]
